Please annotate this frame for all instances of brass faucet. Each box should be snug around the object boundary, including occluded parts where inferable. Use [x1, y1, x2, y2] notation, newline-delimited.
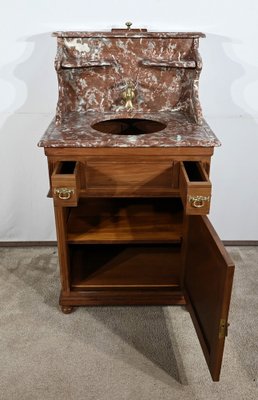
[122, 83, 135, 111]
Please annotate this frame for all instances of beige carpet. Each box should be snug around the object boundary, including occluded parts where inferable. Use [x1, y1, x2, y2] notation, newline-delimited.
[0, 246, 257, 400]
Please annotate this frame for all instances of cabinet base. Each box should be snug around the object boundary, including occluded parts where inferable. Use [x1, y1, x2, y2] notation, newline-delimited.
[59, 289, 186, 308]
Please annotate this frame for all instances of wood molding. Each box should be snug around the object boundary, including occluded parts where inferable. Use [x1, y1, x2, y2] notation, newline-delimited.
[0, 241, 57, 247]
[0, 240, 257, 247]
[222, 241, 258, 246]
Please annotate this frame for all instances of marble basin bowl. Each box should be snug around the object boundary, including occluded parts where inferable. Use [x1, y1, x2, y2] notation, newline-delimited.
[91, 118, 167, 135]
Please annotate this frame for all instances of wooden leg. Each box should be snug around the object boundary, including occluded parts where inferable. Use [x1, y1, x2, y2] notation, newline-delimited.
[60, 305, 75, 314]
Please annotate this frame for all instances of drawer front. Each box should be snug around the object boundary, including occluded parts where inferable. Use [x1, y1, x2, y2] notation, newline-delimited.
[51, 161, 80, 206]
[179, 161, 211, 215]
[86, 161, 174, 195]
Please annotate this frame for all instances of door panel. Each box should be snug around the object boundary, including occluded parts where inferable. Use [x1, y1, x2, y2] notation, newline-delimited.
[184, 215, 234, 381]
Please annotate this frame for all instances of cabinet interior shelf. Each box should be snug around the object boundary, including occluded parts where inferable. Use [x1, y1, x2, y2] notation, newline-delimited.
[70, 243, 181, 290]
[67, 198, 183, 244]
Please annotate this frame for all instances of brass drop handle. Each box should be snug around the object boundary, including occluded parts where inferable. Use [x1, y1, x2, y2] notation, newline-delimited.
[54, 188, 74, 200]
[188, 195, 210, 208]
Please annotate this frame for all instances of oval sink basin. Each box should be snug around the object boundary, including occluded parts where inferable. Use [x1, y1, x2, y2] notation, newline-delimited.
[91, 118, 167, 135]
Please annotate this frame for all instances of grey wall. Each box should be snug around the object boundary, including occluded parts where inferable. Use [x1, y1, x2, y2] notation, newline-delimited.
[0, 0, 257, 241]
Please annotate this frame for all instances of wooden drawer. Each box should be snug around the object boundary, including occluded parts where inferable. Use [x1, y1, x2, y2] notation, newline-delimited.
[85, 161, 174, 195]
[179, 161, 211, 215]
[51, 161, 80, 206]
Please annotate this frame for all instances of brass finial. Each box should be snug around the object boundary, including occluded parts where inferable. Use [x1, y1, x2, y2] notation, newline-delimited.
[125, 22, 132, 30]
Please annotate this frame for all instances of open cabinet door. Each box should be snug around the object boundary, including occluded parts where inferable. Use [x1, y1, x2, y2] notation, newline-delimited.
[184, 215, 234, 381]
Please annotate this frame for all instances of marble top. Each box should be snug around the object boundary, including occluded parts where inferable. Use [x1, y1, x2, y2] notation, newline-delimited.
[53, 31, 205, 39]
[38, 111, 220, 148]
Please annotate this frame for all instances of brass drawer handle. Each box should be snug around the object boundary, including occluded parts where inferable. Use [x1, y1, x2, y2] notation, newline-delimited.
[54, 188, 74, 200]
[188, 195, 210, 208]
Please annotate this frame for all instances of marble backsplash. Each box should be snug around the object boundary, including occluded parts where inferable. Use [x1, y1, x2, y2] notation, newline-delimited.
[54, 31, 204, 125]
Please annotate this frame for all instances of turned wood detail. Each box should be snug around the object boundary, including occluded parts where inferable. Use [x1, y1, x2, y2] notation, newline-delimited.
[61, 305, 74, 314]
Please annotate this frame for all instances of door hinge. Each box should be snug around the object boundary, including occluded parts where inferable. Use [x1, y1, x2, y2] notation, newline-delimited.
[219, 319, 229, 339]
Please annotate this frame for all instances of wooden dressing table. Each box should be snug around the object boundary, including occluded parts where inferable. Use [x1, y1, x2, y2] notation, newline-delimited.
[38, 26, 234, 381]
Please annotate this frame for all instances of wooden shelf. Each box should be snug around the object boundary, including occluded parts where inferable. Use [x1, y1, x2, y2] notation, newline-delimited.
[70, 244, 181, 290]
[67, 198, 183, 244]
